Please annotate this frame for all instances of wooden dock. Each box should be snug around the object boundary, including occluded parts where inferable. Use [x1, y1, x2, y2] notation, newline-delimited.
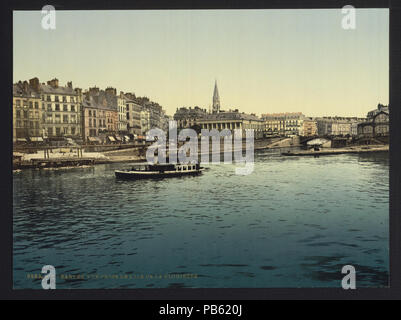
[14, 157, 96, 170]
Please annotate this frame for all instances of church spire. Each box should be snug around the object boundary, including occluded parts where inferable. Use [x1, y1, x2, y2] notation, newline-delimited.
[212, 80, 220, 114]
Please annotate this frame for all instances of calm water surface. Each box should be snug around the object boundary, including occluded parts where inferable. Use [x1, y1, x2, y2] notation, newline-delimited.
[13, 150, 389, 288]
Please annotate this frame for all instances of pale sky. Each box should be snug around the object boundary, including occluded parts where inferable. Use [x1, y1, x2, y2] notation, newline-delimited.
[13, 9, 389, 117]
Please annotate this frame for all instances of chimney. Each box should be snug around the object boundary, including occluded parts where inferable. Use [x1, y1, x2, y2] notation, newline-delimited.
[67, 81, 73, 88]
[22, 81, 29, 93]
[105, 87, 117, 96]
[29, 77, 40, 92]
[47, 78, 59, 88]
[89, 86, 100, 96]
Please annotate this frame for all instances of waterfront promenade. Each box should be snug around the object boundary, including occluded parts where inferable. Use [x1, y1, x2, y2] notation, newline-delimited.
[13, 137, 389, 170]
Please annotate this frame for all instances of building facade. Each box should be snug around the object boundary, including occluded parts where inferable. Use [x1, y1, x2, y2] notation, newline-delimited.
[126, 99, 142, 136]
[357, 104, 389, 140]
[140, 109, 150, 135]
[117, 92, 127, 133]
[197, 111, 264, 139]
[316, 117, 366, 137]
[262, 112, 305, 136]
[173, 106, 209, 129]
[302, 118, 318, 137]
[13, 81, 42, 142]
[33, 78, 81, 139]
[82, 97, 99, 140]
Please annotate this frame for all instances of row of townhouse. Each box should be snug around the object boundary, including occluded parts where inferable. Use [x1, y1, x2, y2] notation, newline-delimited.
[13, 78, 170, 143]
[261, 112, 311, 136]
[315, 117, 367, 137]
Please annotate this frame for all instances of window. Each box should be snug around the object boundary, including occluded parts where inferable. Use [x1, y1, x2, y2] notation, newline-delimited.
[34, 102, 39, 109]
[71, 105, 75, 112]
[16, 110, 21, 118]
[16, 99, 21, 106]
[70, 97, 75, 103]
[89, 119, 92, 127]
[55, 127, 61, 136]
[47, 104, 52, 111]
[63, 105, 68, 112]
[71, 127, 76, 135]
[63, 96, 67, 102]
[63, 115, 68, 123]
[55, 104, 60, 111]
[29, 101, 33, 108]
[23, 111, 28, 118]
[55, 96, 59, 102]
[88, 110, 92, 117]
[47, 95, 51, 102]
[63, 127, 68, 134]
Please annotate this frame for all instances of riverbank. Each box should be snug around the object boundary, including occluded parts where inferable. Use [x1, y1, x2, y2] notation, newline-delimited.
[13, 139, 389, 171]
[282, 144, 389, 156]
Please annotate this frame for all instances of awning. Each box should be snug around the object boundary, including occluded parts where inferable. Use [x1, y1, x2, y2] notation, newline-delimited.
[88, 137, 97, 142]
[137, 135, 145, 140]
[108, 136, 116, 142]
[17, 138, 27, 142]
[30, 137, 44, 142]
[115, 136, 122, 141]
[124, 136, 130, 141]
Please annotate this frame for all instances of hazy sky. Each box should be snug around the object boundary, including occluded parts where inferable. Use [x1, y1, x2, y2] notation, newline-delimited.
[13, 9, 389, 117]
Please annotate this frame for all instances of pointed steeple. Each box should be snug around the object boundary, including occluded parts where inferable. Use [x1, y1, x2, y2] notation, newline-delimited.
[212, 80, 220, 114]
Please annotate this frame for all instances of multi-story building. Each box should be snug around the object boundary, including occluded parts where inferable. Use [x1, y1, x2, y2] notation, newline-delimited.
[173, 106, 209, 129]
[140, 109, 150, 135]
[302, 118, 318, 137]
[145, 102, 163, 130]
[284, 113, 304, 136]
[262, 112, 305, 136]
[262, 114, 285, 136]
[357, 104, 389, 141]
[13, 81, 42, 142]
[82, 87, 118, 141]
[197, 110, 264, 139]
[117, 92, 127, 133]
[104, 87, 118, 133]
[36, 78, 81, 138]
[82, 97, 99, 140]
[316, 117, 366, 137]
[126, 98, 142, 136]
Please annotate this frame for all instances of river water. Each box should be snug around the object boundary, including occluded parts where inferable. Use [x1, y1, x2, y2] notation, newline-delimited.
[13, 150, 389, 288]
